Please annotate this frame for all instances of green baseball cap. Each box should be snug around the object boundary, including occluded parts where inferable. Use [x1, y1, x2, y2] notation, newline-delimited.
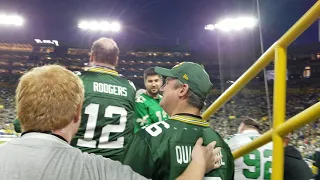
[155, 62, 213, 100]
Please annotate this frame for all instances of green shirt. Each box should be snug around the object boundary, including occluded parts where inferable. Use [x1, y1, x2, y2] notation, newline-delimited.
[134, 93, 168, 133]
[13, 118, 21, 133]
[70, 67, 136, 162]
[123, 114, 235, 180]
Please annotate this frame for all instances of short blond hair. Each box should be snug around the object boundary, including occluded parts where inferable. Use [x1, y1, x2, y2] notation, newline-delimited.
[91, 37, 119, 66]
[16, 65, 84, 132]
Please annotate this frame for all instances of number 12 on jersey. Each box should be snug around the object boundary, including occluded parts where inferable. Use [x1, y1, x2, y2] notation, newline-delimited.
[77, 103, 127, 149]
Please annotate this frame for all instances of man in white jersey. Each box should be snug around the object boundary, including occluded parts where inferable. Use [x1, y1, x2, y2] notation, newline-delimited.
[225, 118, 273, 180]
[0, 65, 222, 180]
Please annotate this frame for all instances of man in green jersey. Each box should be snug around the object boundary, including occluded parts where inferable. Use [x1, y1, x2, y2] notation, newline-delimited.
[70, 38, 136, 162]
[123, 62, 235, 180]
[134, 67, 168, 133]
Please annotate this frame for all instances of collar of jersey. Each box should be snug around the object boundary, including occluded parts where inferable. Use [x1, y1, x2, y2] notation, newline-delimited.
[242, 130, 260, 134]
[87, 67, 119, 76]
[170, 115, 210, 127]
[143, 92, 161, 100]
[21, 132, 69, 145]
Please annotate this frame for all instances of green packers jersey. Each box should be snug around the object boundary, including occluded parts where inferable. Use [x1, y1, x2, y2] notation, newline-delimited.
[71, 67, 136, 162]
[123, 114, 235, 180]
[134, 93, 168, 133]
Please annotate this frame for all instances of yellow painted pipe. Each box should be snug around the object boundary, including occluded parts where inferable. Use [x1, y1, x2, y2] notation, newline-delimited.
[271, 46, 287, 180]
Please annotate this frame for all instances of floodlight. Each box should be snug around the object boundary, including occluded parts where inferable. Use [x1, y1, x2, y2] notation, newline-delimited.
[204, 24, 215, 30]
[111, 22, 121, 32]
[0, 14, 24, 26]
[78, 21, 88, 29]
[205, 16, 258, 32]
[78, 20, 121, 32]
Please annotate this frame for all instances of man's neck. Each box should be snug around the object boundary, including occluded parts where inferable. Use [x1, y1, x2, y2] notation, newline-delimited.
[170, 103, 201, 117]
[242, 129, 259, 134]
[91, 62, 115, 70]
[145, 91, 159, 99]
[52, 129, 73, 144]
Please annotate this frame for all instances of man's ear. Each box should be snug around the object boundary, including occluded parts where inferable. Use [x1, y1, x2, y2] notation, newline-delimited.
[89, 53, 94, 64]
[178, 84, 189, 98]
[73, 104, 82, 124]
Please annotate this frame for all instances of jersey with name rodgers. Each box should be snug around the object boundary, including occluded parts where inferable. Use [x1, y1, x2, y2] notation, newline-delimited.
[71, 70, 136, 162]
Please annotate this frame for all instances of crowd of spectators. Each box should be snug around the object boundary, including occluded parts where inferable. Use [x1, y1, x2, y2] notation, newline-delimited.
[0, 77, 319, 157]
[0, 84, 16, 135]
[205, 79, 320, 157]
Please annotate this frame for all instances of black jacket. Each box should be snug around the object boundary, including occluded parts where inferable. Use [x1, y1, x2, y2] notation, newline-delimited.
[313, 151, 320, 180]
[284, 145, 314, 180]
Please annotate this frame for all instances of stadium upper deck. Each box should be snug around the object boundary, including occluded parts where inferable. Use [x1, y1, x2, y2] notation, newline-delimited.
[1, 41, 320, 89]
[0, 41, 195, 88]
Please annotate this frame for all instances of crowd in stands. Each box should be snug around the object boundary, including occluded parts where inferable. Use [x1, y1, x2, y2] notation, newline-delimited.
[206, 79, 320, 157]
[0, 85, 16, 135]
[0, 76, 319, 157]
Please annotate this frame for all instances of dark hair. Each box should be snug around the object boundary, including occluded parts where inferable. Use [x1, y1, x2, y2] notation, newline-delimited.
[242, 118, 260, 131]
[143, 67, 159, 80]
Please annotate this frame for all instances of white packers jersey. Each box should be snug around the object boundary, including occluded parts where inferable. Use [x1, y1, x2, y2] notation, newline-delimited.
[225, 130, 273, 180]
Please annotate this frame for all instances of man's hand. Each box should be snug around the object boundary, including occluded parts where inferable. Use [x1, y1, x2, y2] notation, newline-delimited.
[176, 138, 223, 180]
[192, 138, 222, 173]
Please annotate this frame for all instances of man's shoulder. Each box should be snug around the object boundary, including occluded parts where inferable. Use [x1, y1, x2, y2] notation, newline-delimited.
[135, 121, 175, 144]
[224, 133, 242, 141]
[225, 133, 257, 150]
[135, 94, 148, 104]
[199, 127, 230, 147]
[80, 70, 135, 90]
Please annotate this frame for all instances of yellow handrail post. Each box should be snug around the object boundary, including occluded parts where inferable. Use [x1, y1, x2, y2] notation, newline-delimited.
[271, 46, 287, 180]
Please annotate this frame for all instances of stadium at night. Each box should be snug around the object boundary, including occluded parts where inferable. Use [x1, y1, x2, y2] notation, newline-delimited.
[0, 0, 320, 179]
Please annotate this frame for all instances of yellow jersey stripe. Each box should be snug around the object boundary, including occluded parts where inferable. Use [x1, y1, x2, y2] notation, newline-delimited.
[173, 117, 209, 126]
[170, 115, 210, 127]
[88, 67, 119, 76]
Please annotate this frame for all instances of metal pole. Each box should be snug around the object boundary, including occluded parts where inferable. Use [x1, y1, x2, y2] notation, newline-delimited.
[318, 18, 320, 42]
[257, 0, 272, 127]
[272, 45, 287, 180]
[217, 33, 228, 129]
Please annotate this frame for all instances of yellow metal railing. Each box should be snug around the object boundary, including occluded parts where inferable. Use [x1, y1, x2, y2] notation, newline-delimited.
[202, 1, 320, 179]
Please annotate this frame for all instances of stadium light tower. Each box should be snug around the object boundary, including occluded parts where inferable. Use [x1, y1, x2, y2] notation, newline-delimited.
[205, 16, 258, 131]
[0, 14, 24, 26]
[78, 20, 121, 32]
[205, 16, 258, 32]
[206, 14, 272, 127]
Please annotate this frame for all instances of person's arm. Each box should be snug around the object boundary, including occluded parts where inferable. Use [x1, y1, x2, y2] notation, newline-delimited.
[86, 153, 150, 180]
[176, 138, 222, 180]
[122, 133, 155, 178]
[134, 98, 152, 133]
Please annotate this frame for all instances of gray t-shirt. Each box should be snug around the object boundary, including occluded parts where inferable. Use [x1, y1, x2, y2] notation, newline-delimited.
[0, 132, 149, 180]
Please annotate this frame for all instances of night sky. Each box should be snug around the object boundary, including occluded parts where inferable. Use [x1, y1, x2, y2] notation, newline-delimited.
[0, 0, 318, 52]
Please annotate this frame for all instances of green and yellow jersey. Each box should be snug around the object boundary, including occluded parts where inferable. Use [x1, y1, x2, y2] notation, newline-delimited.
[71, 67, 136, 162]
[123, 113, 235, 180]
[134, 93, 168, 133]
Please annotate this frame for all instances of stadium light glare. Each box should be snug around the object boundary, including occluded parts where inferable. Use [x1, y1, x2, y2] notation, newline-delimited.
[0, 14, 24, 26]
[205, 16, 258, 32]
[78, 20, 121, 32]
